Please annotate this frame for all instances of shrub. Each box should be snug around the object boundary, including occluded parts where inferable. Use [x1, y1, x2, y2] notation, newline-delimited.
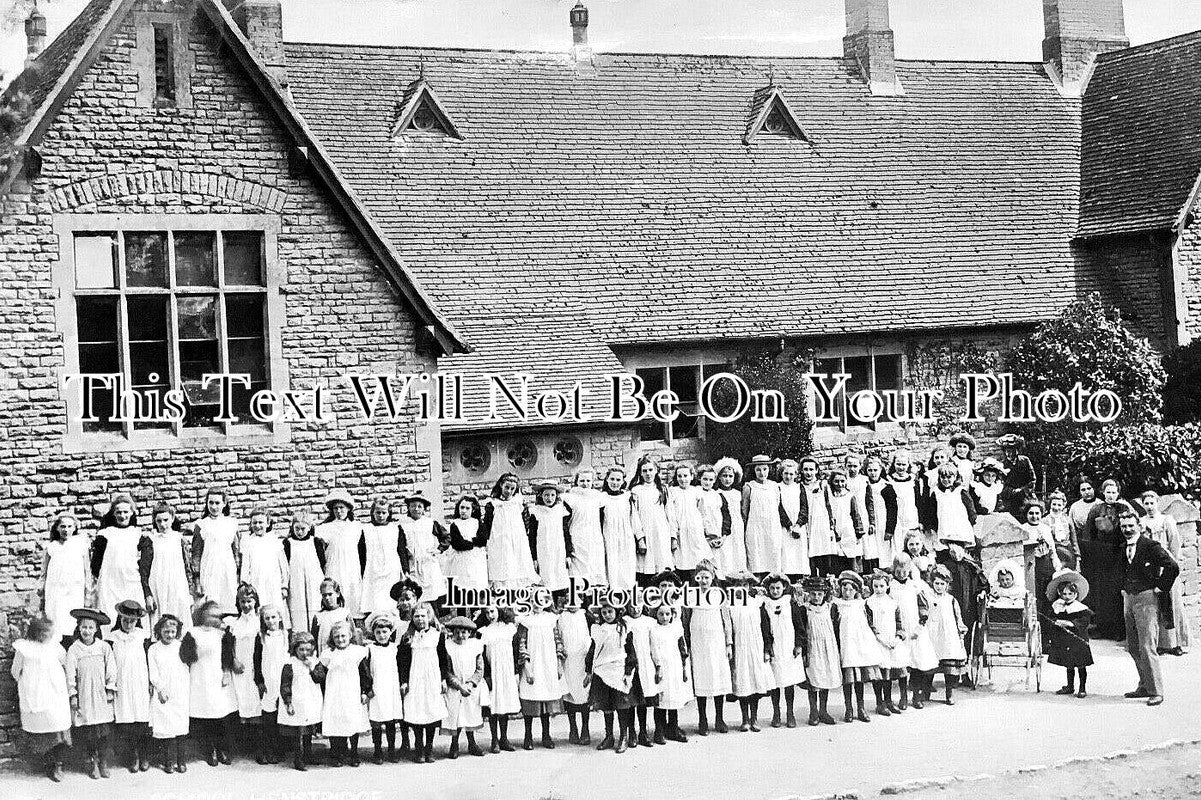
[701, 350, 813, 464]
[1060, 423, 1201, 496]
[1162, 338, 1201, 424]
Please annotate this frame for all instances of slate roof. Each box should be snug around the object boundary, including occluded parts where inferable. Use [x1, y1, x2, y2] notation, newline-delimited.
[1079, 31, 1201, 238]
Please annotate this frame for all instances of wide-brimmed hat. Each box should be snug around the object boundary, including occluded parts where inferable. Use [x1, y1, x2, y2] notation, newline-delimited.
[995, 433, 1025, 449]
[723, 570, 758, 587]
[836, 570, 864, 593]
[800, 576, 832, 595]
[976, 456, 1008, 476]
[691, 560, 719, 580]
[748, 454, 778, 468]
[949, 432, 977, 450]
[444, 616, 478, 632]
[114, 600, 146, 618]
[390, 578, 423, 601]
[403, 492, 432, 508]
[70, 607, 111, 626]
[1046, 570, 1089, 602]
[365, 612, 396, 632]
[531, 481, 561, 495]
[713, 456, 743, 481]
[760, 572, 790, 590]
[988, 558, 1023, 587]
[324, 488, 354, 509]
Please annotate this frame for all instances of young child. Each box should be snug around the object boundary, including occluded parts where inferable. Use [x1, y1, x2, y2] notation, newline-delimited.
[761, 573, 804, 728]
[929, 463, 978, 552]
[478, 606, 520, 753]
[586, 599, 638, 753]
[797, 576, 840, 725]
[861, 456, 891, 572]
[442, 616, 487, 758]
[624, 601, 660, 746]
[987, 559, 1027, 609]
[481, 473, 538, 589]
[827, 470, 866, 575]
[317, 619, 371, 767]
[146, 503, 193, 634]
[682, 560, 731, 735]
[528, 482, 573, 596]
[889, 555, 937, 710]
[630, 456, 677, 582]
[359, 497, 403, 616]
[1046, 571, 1094, 698]
[865, 570, 904, 715]
[727, 573, 774, 732]
[1140, 490, 1190, 655]
[398, 603, 448, 763]
[317, 488, 363, 616]
[696, 465, 725, 557]
[109, 600, 151, 772]
[949, 433, 977, 487]
[777, 460, 809, 580]
[1046, 490, 1079, 570]
[66, 607, 116, 779]
[284, 511, 325, 637]
[516, 590, 566, 750]
[564, 470, 608, 588]
[742, 455, 783, 576]
[969, 458, 1006, 516]
[254, 605, 289, 764]
[446, 495, 488, 598]
[599, 467, 640, 591]
[669, 463, 711, 580]
[277, 631, 322, 771]
[926, 566, 967, 706]
[649, 604, 690, 743]
[42, 513, 91, 645]
[180, 600, 237, 766]
[92, 495, 151, 637]
[364, 613, 403, 763]
[713, 457, 750, 576]
[192, 488, 239, 614]
[311, 577, 353, 656]
[557, 595, 592, 744]
[229, 584, 265, 750]
[901, 531, 934, 582]
[12, 617, 71, 782]
[147, 613, 189, 773]
[882, 451, 922, 567]
[399, 492, 449, 609]
[1021, 500, 1063, 646]
[831, 572, 879, 722]
[240, 507, 288, 622]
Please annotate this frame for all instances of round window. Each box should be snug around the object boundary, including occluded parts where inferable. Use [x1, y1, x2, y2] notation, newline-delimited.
[764, 108, 786, 134]
[553, 436, 584, 467]
[506, 439, 539, 471]
[412, 104, 437, 131]
[459, 442, 491, 475]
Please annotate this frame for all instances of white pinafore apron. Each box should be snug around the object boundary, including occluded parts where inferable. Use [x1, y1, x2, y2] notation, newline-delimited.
[403, 629, 448, 725]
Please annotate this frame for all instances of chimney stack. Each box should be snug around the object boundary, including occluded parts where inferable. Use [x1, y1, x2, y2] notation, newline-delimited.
[1042, 0, 1128, 95]
[843, 0, 901, 96]
[570, 2, 592, 62]
[226, 0, 287, 84]
[25, 5, 47, 67]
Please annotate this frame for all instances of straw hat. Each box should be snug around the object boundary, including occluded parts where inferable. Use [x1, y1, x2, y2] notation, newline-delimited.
[1046, 570, 1090, 602]
[324, 488, 354, 509]
[444, 616, 478, 632]
[70, 607, 111, 626]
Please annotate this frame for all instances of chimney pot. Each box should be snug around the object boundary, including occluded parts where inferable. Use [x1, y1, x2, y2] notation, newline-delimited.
[1042, 0, 1128, 95]
[25, 6, 47, 67]
[843, 0, 901, 95]
[570, 2, 589, 47]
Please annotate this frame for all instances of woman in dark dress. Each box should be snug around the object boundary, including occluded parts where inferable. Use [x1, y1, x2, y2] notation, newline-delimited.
[996, 434, 1037, 517]
[1046, 571, 1094, 698]
[1080, 479, 1134, 640]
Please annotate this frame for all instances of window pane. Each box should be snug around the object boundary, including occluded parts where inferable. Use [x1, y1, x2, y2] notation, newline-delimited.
[76, 295, 119, 343]
[127, 295, 168, 342]
[175, 232, 216, 286]
[670, 365, 700, 405]
[177, 295, 220, 429]
[153, 24, 175, 104]
[229, 339, 265, 382]
[225, 293, 264, 338]
[672, 413, 700, 440]
[74, 234, 117, 289]
[224, 232, 264, 285]
[177, 295, 217, 339]
[126, 296, 170, 431]
[844, 355, 872, 425]
[636, 368, 666, 443]
[76, 297, 121, 432]
[124, 232, 168, 287]
[814, 357, 843, 427]
[874, 354, 903, 422]
[702, 362, 733, 379]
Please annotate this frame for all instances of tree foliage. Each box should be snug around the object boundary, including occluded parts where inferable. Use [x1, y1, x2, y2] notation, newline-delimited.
[1060, 423, 1201, 497]
[904, 340, 1001, 440]
[701, 350, 813, 464]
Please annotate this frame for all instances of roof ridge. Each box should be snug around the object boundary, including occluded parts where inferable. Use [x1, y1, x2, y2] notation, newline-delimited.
[1096, 28, 1201, 60]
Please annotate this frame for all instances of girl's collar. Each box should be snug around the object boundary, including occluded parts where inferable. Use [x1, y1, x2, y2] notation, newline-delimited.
[1052, 599, 1089, 615]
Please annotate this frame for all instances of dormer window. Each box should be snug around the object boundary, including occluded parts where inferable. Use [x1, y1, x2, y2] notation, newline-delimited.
[392, 78, 464, 140]
[743, 85, 808, 145]
[135, 12, 192, 109]
[763, 107, 788, 135]
[410, 101, 439, 132]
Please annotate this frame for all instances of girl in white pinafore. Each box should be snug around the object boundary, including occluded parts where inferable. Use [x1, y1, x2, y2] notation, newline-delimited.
[625, 603, 660, 745]
[529, 484, 571, 593]
[284, 514, 324, 636]
[862, 458, 892, 571]
[229, 587, 264, 726]
[442, 618, 487, 758]
[865, 570, 905, 715]
[240, 509, 288, 623]
[728, 579, 775, 731]
[255, 607, 289, 763]
[599, 468, 640, 591]
[882, 453, 922, 565]
[742, 457, 784, 575]
[360, 498, 403, 616]
[11, 618, 72, 781]
[516, 601, 566, 749]
[445, 496, 488, 593]
[364, 614, 402, 763]
[479, 607, 520, 752]
[146, 504, 193, 635]
[399, 604, 448, 763]
[110, 603, 152, 771]
[669, 464, 710, 575]
[649, 605, 691, 742]
[890, 557, 938, 707]
[94, 495, 151, 638]
[800, 460, 836, 575]
[482, 474, 538, 589]
[319, 620, 370, 765]
[180, 601, 237, 764]
[277, 632, 322, 770]
[828, 471, 865, 572]
[685, 561, 732, 734]
[630, 456, 676, 579]
[400, 494, 449, 605]
[565, 471, 607, 586]
[147, 615, 189, 771]
[832, 573, 880, 723]
[926, 566, 967, 706]
[192, 490, 239, 614]
[713, 458, 749, 577]
[557, 601, 592, 743]
[317, 489, 363, 616]
[762, 574, 805, 727]
[42, 513, 91, 644]
[777, 461, 809, 578]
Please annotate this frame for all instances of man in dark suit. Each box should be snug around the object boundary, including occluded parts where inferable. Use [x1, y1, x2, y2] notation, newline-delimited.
[1118, 509, 1180, 706]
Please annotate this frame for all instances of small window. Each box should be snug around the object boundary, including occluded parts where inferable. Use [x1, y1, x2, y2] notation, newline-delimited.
[411, 101, 438, 132]
[813, 352, 904, 432]
[153, 24, 175, 106]
[459, 442, 492, 475]
[763, 107, 787, 135]
[507, 439, 538, 471]
[553, 437, 584, 468]
[635, 363, 717, 445]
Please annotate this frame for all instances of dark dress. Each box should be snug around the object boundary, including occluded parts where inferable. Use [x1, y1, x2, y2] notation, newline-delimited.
[1080, 499, 1135, 639]
[1000, 455, 1037, 516]
[1046, 604, 1094, 668]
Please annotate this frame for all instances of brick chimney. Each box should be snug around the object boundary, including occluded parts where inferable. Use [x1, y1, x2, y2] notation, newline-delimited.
[226, 0, 286, 84]
[570, 2, 592, 61]
[25, 5, 47, 68]
[843, 0, 901, 96]
[1042, 0, 1128, 95]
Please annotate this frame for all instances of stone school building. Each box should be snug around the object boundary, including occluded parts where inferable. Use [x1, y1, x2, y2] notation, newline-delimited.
[1, 0, 1201, 752]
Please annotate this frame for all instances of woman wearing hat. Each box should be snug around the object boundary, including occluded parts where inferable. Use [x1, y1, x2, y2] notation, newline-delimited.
[1046, 570, 1093, 698]
[92, 495, 152, 638]
[1081, 479, 1136, 639]
[400, 492, 450, 608]
[317, 489, 363, 616]
[743, 455, 784, 576]
[996, 434, 1037, 517]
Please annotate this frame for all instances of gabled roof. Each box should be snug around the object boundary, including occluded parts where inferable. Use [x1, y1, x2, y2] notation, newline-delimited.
[392, 78, 463, 139]
[1079, 31, 1201, 239]
[743, 84, 807, 145]
[0, 0, 467, 355]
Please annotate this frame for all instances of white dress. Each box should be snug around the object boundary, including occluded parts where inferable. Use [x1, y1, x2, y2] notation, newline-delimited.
[778, 483, 809, 576]
[148, 530, 192, 632]
[933, 488, 975, 547]
[320, 644, 370, 736]
[402, 628, 448, 725]
[517, 612, 565, 702]
[317, 519, 363, 615]
[669, 486, 710, 571]
[240, 533, 288, 617]
[312, 607, 353, 655]
[444, 519, 489, 592]
[866, 594, 905, 670]
[632, 485, 674, 575]
[730, 595, 774, 696]
[927, 593, 967, 663]
[11, 639, 71, 734]
[285, 536, 323, 635]
[193, 517, 239, 613]
[599, 491, 639, 591]
[564, 488, 607, 585]
[110, 628, 150, 724]
[481, 623, 520, 715]
[833, 597, 882, 670]
[829, 492, 863, 559]
[258, 630, 288, 713]
[485, 496, 538, 589]
[147, 640, 189, 737]
[862, 480, 891, 566]
[886, 478, 922, 563]
[891, 577, 938, 671]
[230, 613, 262, 719]
[529, 504, 570, 591]
[626, 614, 661, 699]
[278, 657, 322, 728]
[444, 638, 487, 730]
[367, 641, 402, 723]
[360, 523, 403, 615]
[401, 517, 447, 602]
[744, 481, 784, 574]
[801, 603, 842, 690]
[186, 626, 236, 718]
[714, 488, 749, 576]
[558, 609, 591, 705]
[763, 596, 805, 688]
[803, 483, 837, 560]
[43, 535, 91, 642]
[687, 604, 731, 697]
[650, 624, 691, 710]
[95, 525, 149, 637]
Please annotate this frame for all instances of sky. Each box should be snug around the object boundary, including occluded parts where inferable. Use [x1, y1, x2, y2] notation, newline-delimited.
[2, 0, 1201, 84]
